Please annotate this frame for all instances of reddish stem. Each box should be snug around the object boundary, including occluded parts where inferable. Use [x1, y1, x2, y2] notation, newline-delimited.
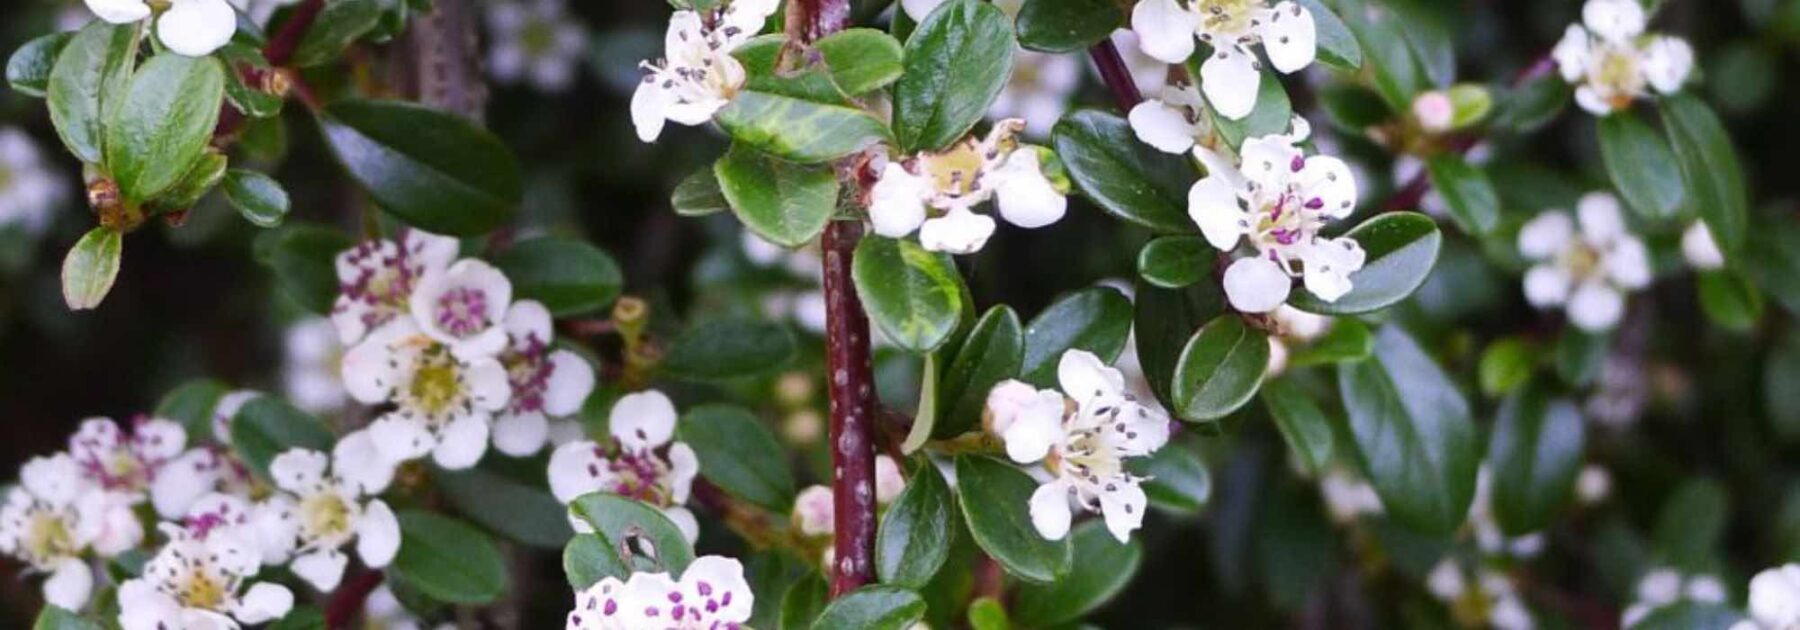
[1088, 38, 1144, 112]
[323, 569, 385, 629]
[821, 219, 878, 598]
[264, 0, 328, 67]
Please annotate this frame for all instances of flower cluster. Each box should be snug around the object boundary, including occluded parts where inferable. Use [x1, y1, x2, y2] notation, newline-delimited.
[869, 120, 1068, 254]
[1517, 192, 1651, 332]
[1425, 559, 1535, 630]
[338, 229, 596, 472]
[984, 350, 1172, 542]
[1129, 0, 1318, 119]
[1553, 0, 1694, 115]
[82, 0, 237, 57]
[486, 0, 591, 93]
[1622, 567, 1728, 627]
[117, 517, 293, 629]
[630, 0, 781, 142]
[565, 555, 754, 629]
[1736, 564, 1800, 630]
[549, 390, 702, 542]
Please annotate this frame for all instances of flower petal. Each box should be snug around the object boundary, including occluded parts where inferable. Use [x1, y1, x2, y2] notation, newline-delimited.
[1517, 211, 1575, 261]
[1057, 349, 1125, 403]
[1258, 2, 1317, 74]
[610, 390, 679, 452]
[1028, 480, 1074, 541]
[544, 350, 597, 416]
[1567, 281, 1626, 331]
[332, 429, 397, 496]
[157, 0, 237, 56]
[1222, 256, 1292, 313]
[630, 78, 670, 143]
[1200, 45, 1260, 120]
[44, 557, 94, 611]
[85, 0, 151, 24]
[356, 499, 402, 568]
[918, 208, 998, 255]
[1681, 221, 1725, 270]
[1297, 155, 1359, 219]
[269, 448, 328, 493]
[292, 549, 349, 592]
[869, 164, 931, 238]
[368, 416, 435, 464]
[548, 441, 609, 503]
[1130, 0, 1199, 64]
[1300, 237, 1366, 303]
[663, 505, 701, 544]
[150, 449, 217, 519]
[1553, 25, 1592, 82]
[1583, 0, 1646, 43]
[1189, 175, 1250, 251]
[231, 583, 294, 625]
[667, 442, 701, 504]
[1642, 36, 1694, 94]
[1097, 480, 1148, 542]
[1577, 192, 1627, 246]
[1001, 401, 1065, 465]
[1605, 236, 1653, 290]
[679, 555, 755, 622]
[991, 150, 1067, 230]
[492, 411, 550, 457]
[1127, 99, 1200, 154]
[431, 415, 491, 470]
[1522, 264, 1573, 307]
[901, 0, 944, 21]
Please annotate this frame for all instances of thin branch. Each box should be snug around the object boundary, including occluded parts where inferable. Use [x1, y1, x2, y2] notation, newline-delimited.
[323, 568, 385, 629]
[1087, 38, 1143, 112]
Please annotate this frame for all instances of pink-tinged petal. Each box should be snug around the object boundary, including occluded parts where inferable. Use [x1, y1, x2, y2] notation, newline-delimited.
[548, 440, 610, 503]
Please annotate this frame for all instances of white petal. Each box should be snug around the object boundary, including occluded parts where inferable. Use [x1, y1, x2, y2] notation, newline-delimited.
[464, 357, 513, 412]
[1553, 25, 1593, 82]
[1568, 282, 1626, 331]
[85, 0, 150, 24]
[792, 485, 836, 536]
[630, 78, 670, 143]
[118, 580, 182, 630]
[1575, 85, 1615, 115]
[1201, 46, 1261, 121]
[663, 506, 700, 544]
[610, 390, 679, 452]
[1128, 99, 1200, 154]
[985, 380, 1046, 435]
[269, 448, 328, 493]
[1297, 155, 1359, 219]
[368, 416, 435, 464]
[292, 549, 349, 592]
[667, 442, 700, 504]
[1257, 3, 1317, 74]
[1189, 176, 1250, 251]
[356, 499, 402, 568]
[1130, 0, 1199, 64]
[544, 350, 597, 416]
[157, 0, 237, 56]
[875, 456, 905, 505]
[1748, 565, 1800, 627]
[431, 415, 491, 469]
[133, 418, 188, 461]
[232, 583, 294, 624]
[150, 449, 216, 518]
[86, 498, 143, 556]
[503, 300, 554, 349]
[1605, 236, 1653, 289]
[1523, 264, 1573, 307]
[1577, 192, 1627, 246]
[252, 496, 299, 565]
[678, 555, 754, 621]
[990, 150, 1067, 230]
[1222, 256, 1292, 313]
[1518, 212, 1575, 261]
[44, 558, 93, 611]
[410, 259, 513, 359]
[901, 0, 944, 21]
[1058, 349, 1125, 402]
[341, 326, 406, 404]
[1583, 0, 1646, 43]
[918, 208, 998, 255]
[868, 164, 932, 239]
[548, 441, 609, 503]
[1682, 221, 1725, 270]
[1027, 481, 1073, 541]
[492, 412, 550, 457]
[1642, 36, 1694, 94]
[332, 429, 397, 496]
[1001, 402, 1065, 465]
[1300, 237, 1366, 302]
[1097, 481, 1148, 542]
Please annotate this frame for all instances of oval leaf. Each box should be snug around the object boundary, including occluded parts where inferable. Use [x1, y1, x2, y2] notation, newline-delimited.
[47, 21, 138, 164]
[1486, 381, 1584, 535]
[811, 586, 925, 630]
[662, 317, 798, 380]
[391, 510, 509, 604]
[222, 169, 290, 227]
[715, 144, 839, 247]
[1289, 212, 1442, 315]
[817, 28, 906, 95]
[1015, 0, 1123, 53]
[877, 462, 955, 588]
[715, 90, 892, 164]
[564, 533, 629, 590]
[934, 305, 1024, 439]
[1172, 315, 1270, 422]
[1133, 441, 1212, 514]
[1662, 95, 1749, 258]
[104, 54, 226, 204]
[672, 167, 730, 217]
[1132, 279, 1226, 410]
[1424, 153, 1500, 235]
[291, 0, 383, 67]
[318, 99, 522, 236]
[853, 236, 965, 353]
[1261, 379, 1334, 475]
[1597, 111, 1684, 221]
[1011, 521, 1142, 627]
[7, 32, 71, 98]
[61, 226, 122, 311]
[1052, 110, 1197, 234]
[492, 236, 623, 317]
[155, 378, 230, 440]
[892, 0, 1016, 152]
[955, 455, 1071, 583]
[568, 493, 697, 575]
[678, 405, 796, 510]
[435, 461, 574, 549]
[1020, 286, 1133, 387]
[228, 396, 334, 481]
[1137, 235, 1210, 289]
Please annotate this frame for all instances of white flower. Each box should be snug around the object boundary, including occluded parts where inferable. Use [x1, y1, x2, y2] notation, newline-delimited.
[343, 319, 512, 470]
[1682, 221, 1726, 271]
[1427, 560, 1536, 630]
[1128, 82, 1216, 155]
[117, 524, 293, 629]
[151, 446, 254, 520]
[1517, 193, 1652, 332]
[1129, 0, 1316, 119]
[1575, 464, 1612, 504]
[547, 390, 702, 543]
[1412, 90, 1455, 133]
[566, 555, 754, 629]
[0, 455, 101, 610]
[991, 50, 1081, 138]
[284, 318, 349, 415]
[84, 0, 237, 56]
[493, 300, 596, 457]
[1552, 0, 1693, 115]
[332, 230, 462, 346]
[1737, 564, 1800, 630]
[1318, 467, 1382, 525]
[67, 416, 189, 553]
[989, 350, 1171, 543]
[791, 485, 835, 537]
[1623, 568, 1729, 627]
[365, 585, 455, 630]
[1109, 30, 1176, 96]
[252, 448, 401, 592]
[410, 258, 514, 360]
[0, 127, 65, 235]
[1188, 119, 1363, 313]
[1265, 304, 1332, 376]
[486, 0, 590, 92]
[869, 120, 1067, 254]
[1467, 466, 1546, 560]
[630, 0, 780, 142]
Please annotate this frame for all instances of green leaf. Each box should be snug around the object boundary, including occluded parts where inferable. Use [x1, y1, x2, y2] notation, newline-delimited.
[1134, 441, 1212, 513]
[1015, 0, 1124, 53]
[47, 21, 139, 164]
[1285, 318, 1375, 368]
[853, 236, 965, 353]
[715, 144, 839, 247]
[1333, 0, 1427, 109]
[1133, 279, 1226, 411]
[818, 28, 907, 95]
[228, 396, 334, 481]
[492, 237, 623, 317]
[1746, 216, 1800, 314]
[267, 606, 325, 630]
[391, 510, 509, 604]
[781, 573, 830, 630]
[1479, 337, 1536, 397]
[151, 150, 229, 214]
[892, 0, 1016, 152]
[1486, 382, 1584, 535]
[1298, 0, 1362, 70]
[255, 224, 355, 314]
[955, 455, 1071, 583]
[1318, 83, 1393, 131]
[1172, 315, 1270, 422]
[678, 405, 796, 510]
[1662, 94, 1749, 258]
[291, 0, 383, 67]
[1424, 154, 1500, 235]
[1020, 287, 1133, 388]
[812, 586, 925, 630]
[672, 167, 730, 216]
[1137, 236, 1210, 289]
[1697, 269, 1763, 332]
[715, 90, 892, 163]
[1336, 325, 1480, 534]
[1652, 478, 1728, 570]
[32, 607, 101, 630]
[877, 463, 955, 588]
[1289, 212, 1442, 315]
[1492, 73, 1570, 133]
[966, 598, 1010, 630]
[1554, 329, 1609, 388]
[1597, 111, 1685, 222]
[104, 54, 226, 204]
[1261, 379, 1334, 475]
[568, 493, 697, 574]
[1011, 521, 1142, 626]
[155, 379, 230, 440]
[216, 43, 283, 118]
[318, 99, 523, 236]
[1767, 332, 1800, 443]
[663, 317, 799, 380]
[7, 32, 71, 98]
[1210, 70, 1293, 150]
[935, 306, 1024, 439]
[1052, 110, 1198, 233]
[563, 534, 628, 590]
[61, 226, 122, 311]
[734, 35, 855, 108]
[1632, 604, 1746, 630]
[222, 169, 290, 228]
[435, 461, 574, 549]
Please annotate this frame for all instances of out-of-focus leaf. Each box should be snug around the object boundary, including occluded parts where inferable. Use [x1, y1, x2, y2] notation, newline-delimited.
[1337, 325, 1479, 534]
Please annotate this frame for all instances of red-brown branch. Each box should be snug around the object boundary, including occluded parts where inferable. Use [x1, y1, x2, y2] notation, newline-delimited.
[213, 0, 327, 142]
[263, 0, 327, 67]
[1088, 38, 1143, 112]
[323, 568, 385, 629]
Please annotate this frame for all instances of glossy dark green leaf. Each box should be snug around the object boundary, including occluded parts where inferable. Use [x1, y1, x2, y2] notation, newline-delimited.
[892, 0, 1015, 152]
[1651, 478, 1728, 570]
[1298, 0, 1362, 69]
[780, 573, 830, 630]
[672, 167, 730, 216]
[267, 606, 324, 630]
[6, 32, 71, 98]
[818, 28, 907, 95]
[1172, 315, 1270, 422]
[222, 169, 290, 227]
[151, 150, 228, 214]
[735, 35, 853, 106]
[1015, 0, 1123, 53]
[1133, 279, 1226, 410]
[1486, 382, 1584, 535]
[1138, 236, 1209, 290]
[853, 236, 965, 353]
[1492, 73, 1571, 133]
[1052, 110, 1197, 234]
[1261, 379, 1334, 475]
[811, 586, 925, 630]
[569, 493, 697, 574]
[1746, 216, 1800, 314]
[877, 463, 955, 588]
[291, 0, 383, 67]
[1210, 70, 1293, 149]
[1289, 212, 1442, 315]
[61, 226, 122, 311]
[229, 396, 334, 481]
[217, 43, 283, 118]
[1336, 325, 1479, 534]
[1697, 269, 1763, 332]
[1662, 94, 1749, 258]
[435, 461, 574, 549]
[715, 90, 892, 164]
[1020, 286, 1133, 387]
[492, 236, 623, 317]
[935, 306, 1024, 439]
[678, 405, 796, 510]
[1318, 83, 1392, 132]
[1597, 111, 1684, 221]
[1134, 441, 1212, 513]
[318, 99, 522, 236]
[47, 21, 138, 164]
[391, 510, 509, 604]
[663, 317, 798, 380]
[1286, 318, 1375, 368]
[955, 456, 1071, 583]
[715, 144, 839, 247]
[563, 534, 628, 590]
[1424, 154, 1499, 235]
[1011, 522, 1142, 627]
[154, 378, 230, 440]
[105, 54, 226, 204]
[256, 223, 354, 314]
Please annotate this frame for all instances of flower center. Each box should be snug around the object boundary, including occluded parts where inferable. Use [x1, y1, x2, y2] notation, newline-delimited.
[1195, 0, 1259, 37]
[1557, 242, 1604, 283]
[920, 141, 988, 199]
[504, 336, 554, 414]
[406, 350, 465, 416]
[608, 448, 674, 506]
[174, 570, 230, 611]
[522, 22, 558, 56]
[300, 493, 354, 542]
[434, 286, 491, 338]
[24, 511, 75, 563]
[1594, 46, 1644, 101]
